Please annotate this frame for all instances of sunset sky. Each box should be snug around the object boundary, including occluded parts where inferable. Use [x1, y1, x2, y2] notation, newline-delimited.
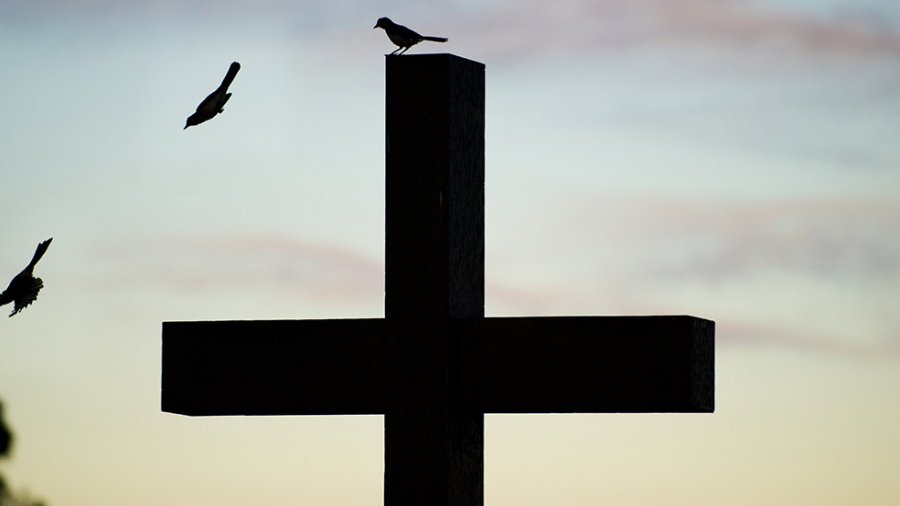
[1, 0, 899, 504]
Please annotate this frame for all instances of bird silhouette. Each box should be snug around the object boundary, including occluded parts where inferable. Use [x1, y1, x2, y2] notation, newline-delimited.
[184, 61, 241, 129]
[374, 17, 447, 55]
[0, 238, 52, 317]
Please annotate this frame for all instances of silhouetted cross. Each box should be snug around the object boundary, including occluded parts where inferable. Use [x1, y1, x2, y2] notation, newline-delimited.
[161, 54, 715, 506]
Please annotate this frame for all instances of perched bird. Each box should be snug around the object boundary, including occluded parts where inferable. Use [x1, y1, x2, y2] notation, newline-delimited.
[184, 61, 241, 129]
[374, 17, 447, 55]
[0, 238, 52, 317]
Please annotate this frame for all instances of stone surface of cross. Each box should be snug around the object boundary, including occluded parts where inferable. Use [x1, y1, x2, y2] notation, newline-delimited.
[162, 54, 715, 506]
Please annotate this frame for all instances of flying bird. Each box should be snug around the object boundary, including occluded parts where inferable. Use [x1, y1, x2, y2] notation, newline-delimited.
[374, 17, 447, 55]
[0, 238, 52, 317]
[184, 61, 241, 129]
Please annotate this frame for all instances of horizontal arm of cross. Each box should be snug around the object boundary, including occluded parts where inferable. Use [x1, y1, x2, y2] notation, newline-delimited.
[161, 316, 713, 416]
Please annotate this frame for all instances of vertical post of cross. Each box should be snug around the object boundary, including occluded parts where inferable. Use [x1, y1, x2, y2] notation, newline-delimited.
[384, 54, 486, 505]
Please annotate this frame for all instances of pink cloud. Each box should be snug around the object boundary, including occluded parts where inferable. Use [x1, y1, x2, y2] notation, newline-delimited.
[92, 234, 384, 305]
[12, 1, 900, 67]
[656, 198, 897, 281]
[721, 319, 900, 358]
[549, 193, 900, 282]
[485, 192, 900, 356]
[88, 223, 900, 357]
[449, 0, 900, 63]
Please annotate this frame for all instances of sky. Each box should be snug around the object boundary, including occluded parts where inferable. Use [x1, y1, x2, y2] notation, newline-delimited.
[1, 0, 899, 504]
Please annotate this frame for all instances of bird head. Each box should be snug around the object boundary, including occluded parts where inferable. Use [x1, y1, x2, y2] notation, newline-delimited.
[374, 17, 392, 29]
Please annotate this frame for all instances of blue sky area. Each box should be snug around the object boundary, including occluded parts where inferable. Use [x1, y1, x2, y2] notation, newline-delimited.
[1, 1, 899, 504]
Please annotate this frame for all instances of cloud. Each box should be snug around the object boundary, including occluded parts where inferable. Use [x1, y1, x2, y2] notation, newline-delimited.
[719, 319, 900, 357]
[85, 209, 900, 357]
[92, 234, 384, 306]
[486, 192, 900, 355]
[446, 0, 900, 64]
[536, 193, 900, 301]
[602, 196, 900, 281]
[9, 0, 900, 68]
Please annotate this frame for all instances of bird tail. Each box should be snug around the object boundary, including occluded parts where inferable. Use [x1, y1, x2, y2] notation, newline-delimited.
[220, 61, 241, 90]
[28, 238, 52, 269]
[422, 36, 448, 43]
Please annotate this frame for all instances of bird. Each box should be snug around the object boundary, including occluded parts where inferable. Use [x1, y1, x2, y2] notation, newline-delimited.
[374, 17, 447, 55]
[184, 61, 241, 129]
[0, 400, 11, 457]
[0, 238, 52, 317]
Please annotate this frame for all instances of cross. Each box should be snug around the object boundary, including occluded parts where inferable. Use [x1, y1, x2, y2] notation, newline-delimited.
[161, 54, 715, 505]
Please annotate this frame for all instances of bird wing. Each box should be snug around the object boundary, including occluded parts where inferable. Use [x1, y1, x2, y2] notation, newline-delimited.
[388, 24, 426, 47]
[194, 90, 223, 115]
[9, 277, 43, 317]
